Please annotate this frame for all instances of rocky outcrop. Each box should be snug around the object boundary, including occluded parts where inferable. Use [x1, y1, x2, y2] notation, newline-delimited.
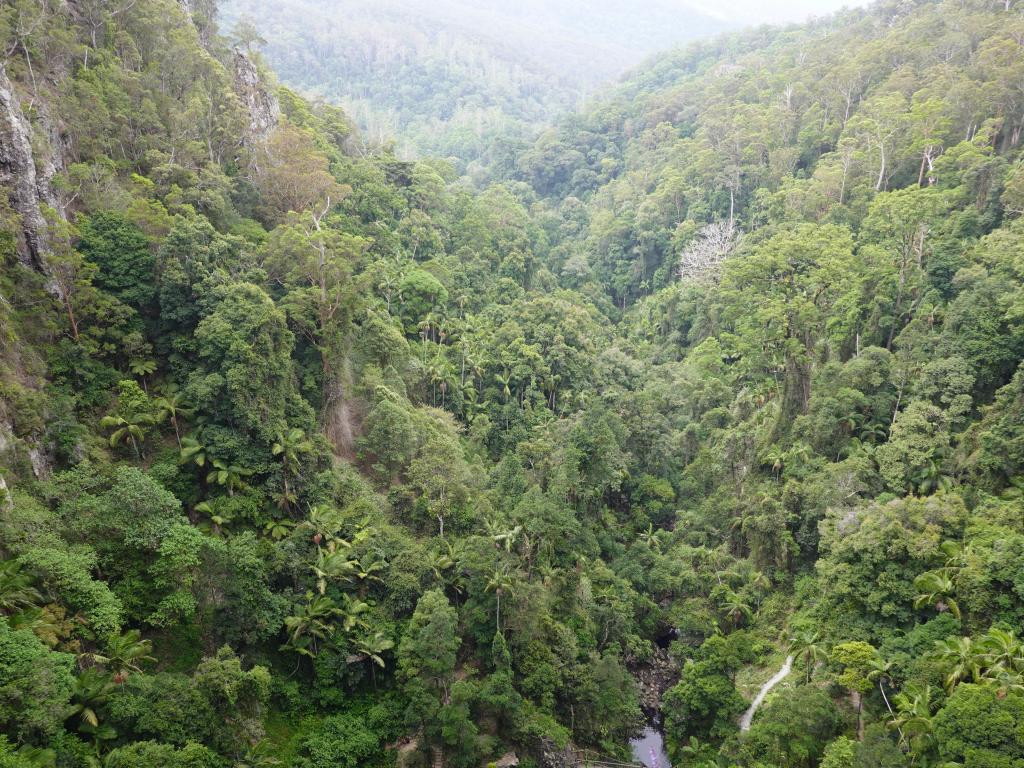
[633, 646, 680, 716]
[537, 739, 576, 768]
[233, 51, 280, 147]
[0, 62, 49, 270]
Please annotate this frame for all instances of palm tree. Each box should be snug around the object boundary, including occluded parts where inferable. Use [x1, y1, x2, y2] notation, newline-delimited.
[336, 593, 371, 636]
[351, 630, 395, 688]
[272, 428, 312, 509]
[152, 389, 192, 448]
[235, 743, 283, 768]
[868, 656, 901, 740]
[495, 370, 513, 404]
[99, 412, 151, 459]
[10, 606, 65, 647]
[484, 518, 522, 553]
[10, 744, 56, 768]
[195, 501, 234, 537]
[65, 668, 117, 729]
[128, 357, 156, 390]
[761, 446, 786, 478]
[0, 559, 41, 614]
[281, 593, 341, 658]
[890, 684, 938, 761]
[78, 721, 117, 755]
[914, 570, 961, 620]
[311, 546, 357, 595]
[789, 630, 827, 684]
[845, 437, 879, 466]
[263, 517, 297, 541]
[352, 630, 394, 669]
[981, 663, 1024, 696]
[859, 421, 889, 443]
[913, 454, 954, 495]
[179, 435, 208, 468]
[426, 545, 455, 583]
[933, 636, 982, 693]
[638, 523, 662, 554]
[302, 505, 347, 545]
[206, 459, 254, 496]
[940, 539, 976, 572]
[979, 627, 1024, 674]
[717, 589, 753, 631]
[785, 442, 812, 470]
[352, 553, 387, 597]
[486, 567, 515, 633]
[94, 629, 156, 679]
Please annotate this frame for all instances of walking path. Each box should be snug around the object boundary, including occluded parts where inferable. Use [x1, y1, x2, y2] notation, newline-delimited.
[738, 655, 794, 732]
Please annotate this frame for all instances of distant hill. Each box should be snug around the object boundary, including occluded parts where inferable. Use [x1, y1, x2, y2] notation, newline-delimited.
[219, 0, 731, 161]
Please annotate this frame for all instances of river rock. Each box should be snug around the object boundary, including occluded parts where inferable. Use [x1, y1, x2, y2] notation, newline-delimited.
[633, 646, 680, 715]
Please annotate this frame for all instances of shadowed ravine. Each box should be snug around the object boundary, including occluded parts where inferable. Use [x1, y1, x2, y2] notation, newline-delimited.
[738, 656, 794, 732]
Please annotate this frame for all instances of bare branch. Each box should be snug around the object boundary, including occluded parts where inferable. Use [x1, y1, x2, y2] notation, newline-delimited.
[678, 221, 742, 283]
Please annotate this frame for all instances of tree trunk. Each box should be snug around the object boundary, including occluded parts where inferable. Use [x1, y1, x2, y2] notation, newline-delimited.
[852, 691, 865, 740]
[321, 359, 356, 458]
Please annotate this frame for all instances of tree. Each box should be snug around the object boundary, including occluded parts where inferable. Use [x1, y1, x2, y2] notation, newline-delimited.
[399, 590, 459, 757]
[152, 389, 192, 449]
[294, 712, 381, 768]
[282, 594, 341, 658]
[933, 637, 983, 693]
[76, 212, 155, 311]
[485, 566, 514, 634]
[93, 629, 157, 679]
[66, 667, 117, 730]
[254, 122, 346, 220]
[100, 412, 150, 457]
[189, 282, 296, 442]
[179, 436, 208, 468]
[914, 570, 962, 621]
[205, 459, 253, 497]
[272, 427, 313, 509]
[716, 588, 752, 631]
[263, 215, 369, 454]
[831, 641, 879, 740]
[231, 16, 266, 52]
[104, 741, 222, 768]
[890, 683, 938, 762]
[735, 686, 842, 768]
[0, 560, 40, 615]
[932, 684, 1024, 766]
[789, 630, 828, 685]
[0, 621, 75, 742]
[678, 221, 741, 283]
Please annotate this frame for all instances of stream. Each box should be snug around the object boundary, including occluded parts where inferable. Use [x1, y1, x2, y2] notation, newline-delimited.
[629, 726, 671, 768]
[738, 655, 794, 732]
[624, 653, 795, 767]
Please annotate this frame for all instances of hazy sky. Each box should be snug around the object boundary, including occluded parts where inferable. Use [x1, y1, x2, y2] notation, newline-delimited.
[681, 0, 870, 25]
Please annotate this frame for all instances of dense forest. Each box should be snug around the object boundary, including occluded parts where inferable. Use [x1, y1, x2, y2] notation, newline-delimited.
[219, 0, 728, 162]
[2, 1, 1024, 767]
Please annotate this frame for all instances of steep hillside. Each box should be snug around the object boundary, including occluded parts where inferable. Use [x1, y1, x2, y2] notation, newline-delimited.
[2, 1, 1024, 768]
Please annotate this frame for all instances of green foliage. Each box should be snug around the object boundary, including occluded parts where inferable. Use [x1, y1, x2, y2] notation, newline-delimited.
[104, 741, 224, 768]
[6, 0, 1024, 765]
[933, 685, 1024, 765]
[734, 686, 843, 768]
[0, 622, 75, 742]
[295, 711, 385, 768]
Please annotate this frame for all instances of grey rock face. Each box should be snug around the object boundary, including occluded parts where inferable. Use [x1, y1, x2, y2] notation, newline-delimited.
[0, 63, 48, 269]
[233, 51, 280, 146]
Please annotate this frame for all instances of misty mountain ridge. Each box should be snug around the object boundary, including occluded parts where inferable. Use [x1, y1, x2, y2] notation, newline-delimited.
[220, 0, 733, 158]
